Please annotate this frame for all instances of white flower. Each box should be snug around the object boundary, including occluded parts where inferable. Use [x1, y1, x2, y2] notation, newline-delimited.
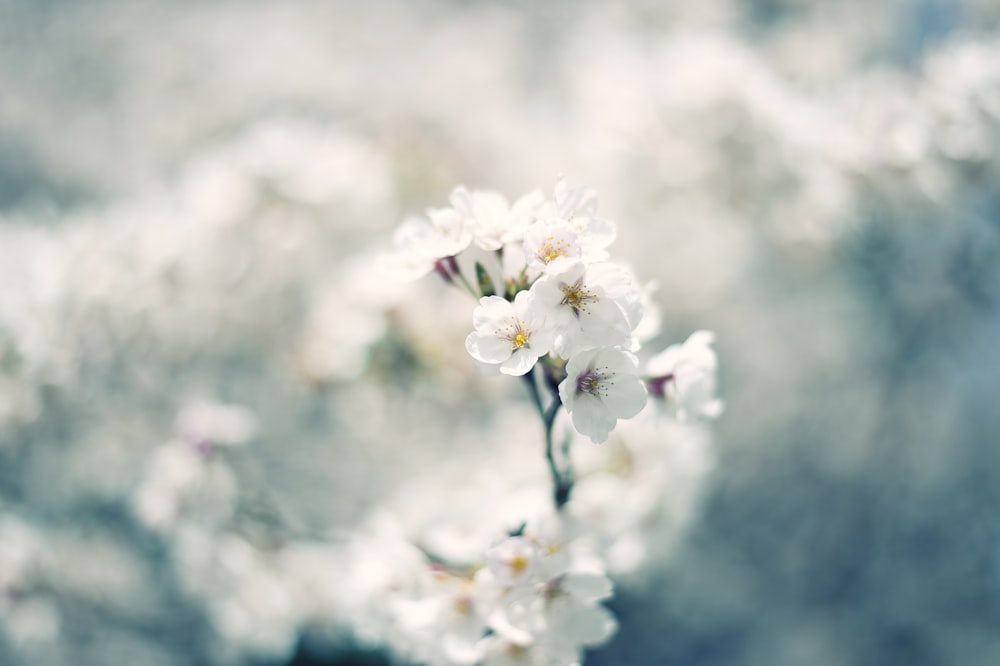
[297, 286, 387, 383]
[478, 525, 617, 666]
[529, 260, 643, 358]
[547, 176, 617, 261]
[631, 280, 663, 345]
[645, 330, 723, 422]
[492, 565, 617, 665]
[532, 570, 617, 650]
[522, 221, 584, 275]
[131, 439, 238, 531]
[450, 186, 544, 251]
[392, 571, 489, 666]
[175, 401, 258, 450]
[465, 291, 554, 376]
[551, 176, 599, 221]
[381, 209, 473, 282]
[486, 536, 541, 587]
[558, 349, 647, 444]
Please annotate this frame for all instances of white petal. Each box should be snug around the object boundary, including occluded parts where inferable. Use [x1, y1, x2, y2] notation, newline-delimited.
[473, 296, 514, 329]
[558, 375, 575, 410]
[467, 332, 512, 364]
[602, 376, 647, 419]
[473, 190, 510, 222]
[581, 216, 617, 250]
[506, 188, 544, 234]
[564, 349, 599, 382]
[442, 631, 484, 665]
[528, 274, 563, 311]
[570, 395, 616, 444]
[594, 349, 638, 376]
[500, 349, 539, 376]
[646, 344, 682, 376]
[449, 185, 474, 214]
[577, 298, 631, 345]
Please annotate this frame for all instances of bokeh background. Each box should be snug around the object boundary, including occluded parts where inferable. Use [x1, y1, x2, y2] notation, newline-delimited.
[2, 0, 1000, 664]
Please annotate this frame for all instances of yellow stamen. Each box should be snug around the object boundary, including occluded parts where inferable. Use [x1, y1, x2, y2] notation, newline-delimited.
[508, 554, 530, 576]
[560, 279, 597, 315]
[498, 317, 531, 351]
[539, 235, 570, 264]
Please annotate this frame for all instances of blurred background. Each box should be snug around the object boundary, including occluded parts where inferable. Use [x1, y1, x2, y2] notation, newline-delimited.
[1, 0, 1000, 664]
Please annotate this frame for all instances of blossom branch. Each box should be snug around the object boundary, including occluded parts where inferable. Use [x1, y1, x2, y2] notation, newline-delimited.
[544, 396, 571, 509]
[523, 365, 573, 510]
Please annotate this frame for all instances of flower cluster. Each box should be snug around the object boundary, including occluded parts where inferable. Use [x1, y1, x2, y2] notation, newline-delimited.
[131, 401, 344, 663]
[355, 514, 617, 666]
[132, 402, 258, 533]
[479, 534, 617, 666]
[328, 391, 719, 666]
[368, 177, 723, 665]
[0, 517, 59, 649]
[384, 177, 721, 445]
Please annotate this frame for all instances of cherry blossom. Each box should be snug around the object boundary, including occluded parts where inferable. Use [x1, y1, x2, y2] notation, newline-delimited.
[450, 186, 545, 251]
[487, 537, 542, 587]
[559, 349, 648, 444]
[466, 291, 554, 376]
[522, 221, 585, 275]
[529, 260, 643, 358]
[645, 330, 724, 422]
[381, 209, 473, 282]
[546, 176, 618, 262]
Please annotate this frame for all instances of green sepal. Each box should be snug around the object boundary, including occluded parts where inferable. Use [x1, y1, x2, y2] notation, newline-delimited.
[475, 262, 496, 297]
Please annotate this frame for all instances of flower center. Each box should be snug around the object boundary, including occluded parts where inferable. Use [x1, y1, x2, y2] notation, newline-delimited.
[538, 235, 571, 264]
[560, 279, 598, 315]
[498, 317, 531, 350]
[508, 553, 530, 576]
[576, 368, 608, 397]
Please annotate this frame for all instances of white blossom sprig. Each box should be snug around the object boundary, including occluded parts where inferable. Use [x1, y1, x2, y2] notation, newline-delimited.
[382, 176, 723, 512]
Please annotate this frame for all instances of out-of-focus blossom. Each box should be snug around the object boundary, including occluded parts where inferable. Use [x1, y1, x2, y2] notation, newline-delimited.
[450, 186, 545, 251]
[645, 330, 724, 423]
[0, 518, 59, 647]
[381, 211, 474, 282]
[546, 176, 618, 262]
[487, 537, 542, 587]
[176, 401, 259, 449]
[132, 438, 240, 532]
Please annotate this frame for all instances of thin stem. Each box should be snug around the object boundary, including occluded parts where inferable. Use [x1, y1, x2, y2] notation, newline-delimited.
[543, 399, 571, 509]
[522, 365, 573, 510]
[521, 369, 545, 418]
[559, 428, 574, 498]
